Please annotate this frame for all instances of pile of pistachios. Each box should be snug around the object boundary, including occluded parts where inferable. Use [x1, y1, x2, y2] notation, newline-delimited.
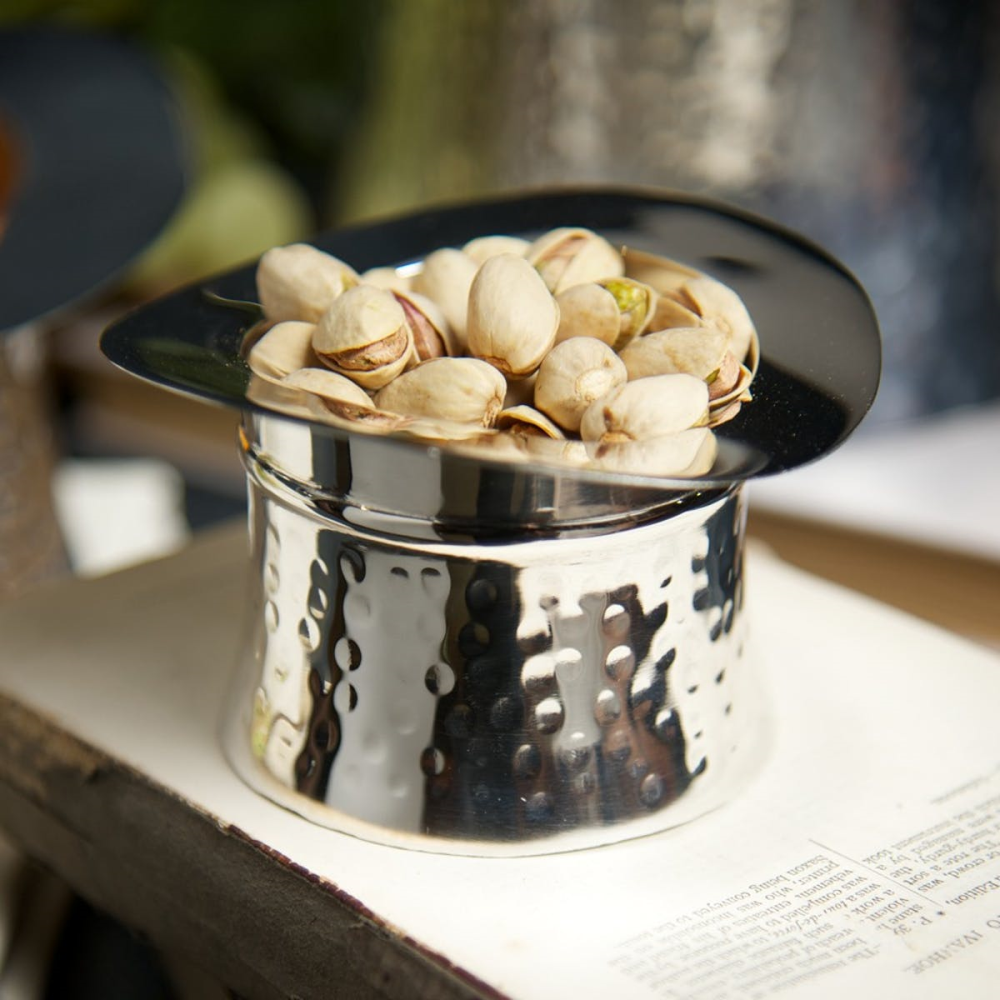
[244, 228, 757, 478]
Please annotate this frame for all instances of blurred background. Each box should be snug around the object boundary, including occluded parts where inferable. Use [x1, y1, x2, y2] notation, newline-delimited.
[0, 1, 999, 993]
[2, 0, 999, 586]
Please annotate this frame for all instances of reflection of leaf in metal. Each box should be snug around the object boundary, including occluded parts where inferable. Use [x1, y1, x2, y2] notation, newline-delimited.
[202, 289, 265, 319]
[135, 338, 250, 399]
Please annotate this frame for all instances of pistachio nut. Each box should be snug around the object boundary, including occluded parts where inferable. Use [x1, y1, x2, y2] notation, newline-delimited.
[594, 427, 717, 477]
[463, 235, 530, 264]
[256, 243, 358, 322]
[374, 357, 506, 427]
[411, 248, 478, 346]
[496, 405, 566, 439]
[246, 320, 318, 382]
[598, 277, 657, 350]
[360, 266, 412, 293]
[579, 374, 709, 444]
[313, 284, 413, 390]
[393, 289, 457, 362]
[619, 326, 729, 382]
[534, 337, 627, 432]
[467, 253, 559, 379]
[553, 282, 621, 346]
[280, 367, 375, 409]
[525, 227, 625, 294]
[665, 275, 755, 363]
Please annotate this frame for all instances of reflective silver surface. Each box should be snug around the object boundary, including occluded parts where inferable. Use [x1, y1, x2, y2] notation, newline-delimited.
[223, 413, 766, 855]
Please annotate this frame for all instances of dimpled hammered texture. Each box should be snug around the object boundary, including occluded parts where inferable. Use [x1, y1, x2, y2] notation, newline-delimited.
[228, 465, 760, 855]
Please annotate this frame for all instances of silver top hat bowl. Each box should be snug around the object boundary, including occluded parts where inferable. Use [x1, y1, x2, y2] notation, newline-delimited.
[102, 188, 880, 855]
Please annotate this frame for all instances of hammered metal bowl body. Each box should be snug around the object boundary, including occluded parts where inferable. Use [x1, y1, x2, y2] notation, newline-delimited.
[223, 412, 766, 855]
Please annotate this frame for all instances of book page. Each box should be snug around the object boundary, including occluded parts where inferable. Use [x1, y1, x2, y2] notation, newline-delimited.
[1, 535, 999, 998]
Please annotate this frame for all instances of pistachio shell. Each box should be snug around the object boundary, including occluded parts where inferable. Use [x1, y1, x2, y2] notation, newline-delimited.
[534, 337, 627, 432]
[526, 227, 625, 293]
[462, 235, 530, 264]
[620, 326, 729, 382]
[245, 373, 332, 423]
[707, 399, 742, 427]
[313, 284, 412, 390]
[709, 363, 754, 410]
[256, 244, 358, 322]
[360, 266, 412, 293]
[411, 248, 478, 345]
[247, 321, 318, 381]
[707, 351, 741, 400]
[579, 374, 709, 444]
[280, 367, 375, 409]
[593, 427, 717, 477]
[393, 289, 457, 362]
[669, 275, 755, 363]
[649, 295, 705, 331]
[554, 282, 620, 346]
[467, 253, 559, 379]
[374, 357, 507, 427]
[620, 246, 700, 294]
[496, 405, 566, 439]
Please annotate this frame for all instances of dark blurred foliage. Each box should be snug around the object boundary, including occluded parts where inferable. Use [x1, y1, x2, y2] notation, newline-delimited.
[0, 0, 384, 219]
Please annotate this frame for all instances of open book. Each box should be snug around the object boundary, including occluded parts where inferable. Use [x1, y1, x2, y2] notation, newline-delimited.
[0, 529, 998, 998]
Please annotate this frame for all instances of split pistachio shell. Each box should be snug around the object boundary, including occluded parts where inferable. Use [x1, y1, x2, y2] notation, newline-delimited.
[313, 284, 412, 390]
[579, 374, 709, 444]
[534, 337, 628, 432]
[526, 227, 625, 294]
[256, 244, 358, 322]
[594, 427, 717, 477]
[463, 235, 530, 264]
[394, 289, 457, 362]
[620, 246, 700, 294]
[554, 282, 621, 346]
[708, 351, 741, 400]
[411, 248, 478, 345]
[360, 266, 412, 293]
[247, 321, 318, 381]
[496, 405, 566, 439]
[708, 399, 742, 427]
[374, 357, 506, 427]
[467, 253, 559, 379]
[619, 326, 729, 382]
[708, 363, 754, 414]
[667, 275, 755, 363]
[598, 277, 657, 350]
[649, 295, 705, 331]
[280, 368, 374, 409]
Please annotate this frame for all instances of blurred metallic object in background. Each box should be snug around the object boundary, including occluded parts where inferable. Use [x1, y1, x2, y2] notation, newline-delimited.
[0, 327, 66, 600]
[340, 0, 999, 424]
